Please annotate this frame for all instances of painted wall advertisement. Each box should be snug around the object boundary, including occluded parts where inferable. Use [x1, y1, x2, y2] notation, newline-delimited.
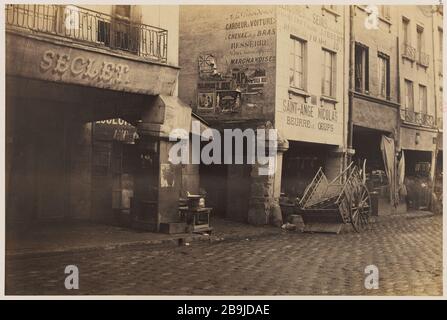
[275, 6, 344, 145]
[278, 96, 343, 145]
[196, 6, 276, 117]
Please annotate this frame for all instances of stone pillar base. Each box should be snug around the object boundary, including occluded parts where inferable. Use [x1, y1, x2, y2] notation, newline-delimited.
[325, 146, 345, 180]
[131, 135, 182, 232]
[247, 200, 270, 225]
[247, 129, 288, 227]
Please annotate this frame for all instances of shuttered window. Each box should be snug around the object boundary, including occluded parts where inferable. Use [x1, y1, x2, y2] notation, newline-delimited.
[322, 48, 336, 98]
[378, 53, 390, 99]
[355, 43, 369, 93]
[289, 36, 306, 90]
[405, 79, 414, 111]
[419, 84, 427, 114]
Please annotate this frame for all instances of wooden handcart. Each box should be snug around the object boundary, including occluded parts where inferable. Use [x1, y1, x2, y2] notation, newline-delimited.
[298, 162, 371, 232]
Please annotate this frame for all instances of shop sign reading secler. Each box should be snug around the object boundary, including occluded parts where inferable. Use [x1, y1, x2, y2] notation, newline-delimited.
[39, 50, 131, 85]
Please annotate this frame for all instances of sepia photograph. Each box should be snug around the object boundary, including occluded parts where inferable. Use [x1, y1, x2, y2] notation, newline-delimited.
[2, 1, 444, 298]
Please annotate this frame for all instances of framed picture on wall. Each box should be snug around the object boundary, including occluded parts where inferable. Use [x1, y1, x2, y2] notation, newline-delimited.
[197, 91, 215, 111]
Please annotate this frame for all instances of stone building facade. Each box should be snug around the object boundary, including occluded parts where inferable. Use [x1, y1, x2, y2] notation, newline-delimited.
[432, 7, 443, 210]
[178, 5, 443, 224]
[6, 5, 443, 232]
[397, 6, 443, 211]
[5, 4, 201, 232]
[179, 5, 349, 224]
[348, 5, 403, 214]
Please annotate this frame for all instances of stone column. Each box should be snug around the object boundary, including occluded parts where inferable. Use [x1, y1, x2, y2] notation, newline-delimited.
[67, 122, 92, 220]
[181, 141, 200, 198]
[131, 95, 190, 232]
[430, 150, 436, 182]
[325, 147, 345, 181]
[247, 163, 274, 225]
[271, 139, 289, 225]
[131, 133, 182, 232]
[247, 127, 289, 226]
[158, 138, 183, 225]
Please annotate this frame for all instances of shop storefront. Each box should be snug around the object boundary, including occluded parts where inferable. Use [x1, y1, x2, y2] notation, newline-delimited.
[433, 135, 443, 214]
[6, 6, 194, 234]
[90, 119, 139, 226]
[351, 124, 403, 215]
[281, 141, 334, 201]
[399, 126, 438, 211]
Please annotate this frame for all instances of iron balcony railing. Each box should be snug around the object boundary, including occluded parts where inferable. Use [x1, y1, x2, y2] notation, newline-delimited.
[6, 4, 168, 63]
[418, 51, 430, 67]
[402, 43, 417, 61]
[400, 109, 435, 127]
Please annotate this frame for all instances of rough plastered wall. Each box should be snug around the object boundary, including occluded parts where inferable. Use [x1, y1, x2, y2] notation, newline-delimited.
[275, 5, 346, 147]
[351, 5, 400, 134]
[179, 5, 277, 125]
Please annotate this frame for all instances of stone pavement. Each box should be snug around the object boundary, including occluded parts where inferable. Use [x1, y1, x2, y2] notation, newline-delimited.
[5, 218, 282, 258]
[5, 215, 442, 296]
[6, 210, 435, 258]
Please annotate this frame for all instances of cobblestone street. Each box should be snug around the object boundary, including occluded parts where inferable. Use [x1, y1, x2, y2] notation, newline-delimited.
[5, 216, 443, 296]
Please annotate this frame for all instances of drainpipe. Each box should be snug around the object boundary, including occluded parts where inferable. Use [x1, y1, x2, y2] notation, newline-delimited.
[342, 5, 348, 173]
[396, 17, 402, 211]
[347, 5, 355, 158]
[430, 8, 438, 209]
[432, 6, 439, 129]
[397, 35, 402, 152]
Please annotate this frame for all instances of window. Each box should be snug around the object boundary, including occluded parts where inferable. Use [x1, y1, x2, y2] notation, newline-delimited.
[355, 43, 369, 93]
[437, 28, 443, 76]
[402, 18, 410, 45]
[322, 49, 336, 97]
[402, 18, 417, 60]
[378, 53, 390, 99]
[404, 79, 414, 111]
[97, 20, 111, 46]
[380, 6, 391, 20]
[115, 5, 131, 18]
[439, 28, 443, 58]
[289, 36, 306, 90]
[417, 25, 424, 58]
[97, 5, 135, 51]
[113, 5, 132, 51]
[439, 88, 443, 125]
[419, 84, 427, 114]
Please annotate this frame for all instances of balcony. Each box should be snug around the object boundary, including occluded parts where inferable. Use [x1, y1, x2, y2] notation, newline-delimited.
[5, 4, 168, 63]
[402, 43, 417, 61]
[400, 109, 435, 128]
[417, 51, 430, 68]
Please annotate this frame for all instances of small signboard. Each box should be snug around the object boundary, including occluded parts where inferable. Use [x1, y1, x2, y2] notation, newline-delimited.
[93, 118, 138, 144]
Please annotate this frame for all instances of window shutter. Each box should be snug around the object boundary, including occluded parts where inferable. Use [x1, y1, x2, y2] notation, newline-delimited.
[386, 58, 390, 98]
[365, 48, 369, 92]
[331, 53, 336, 97]
[130, 6, 142, 53]
[321, 51, 325, 95]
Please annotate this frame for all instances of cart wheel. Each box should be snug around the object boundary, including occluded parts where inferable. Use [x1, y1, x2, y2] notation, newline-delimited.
[350, 184, 371, 232]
